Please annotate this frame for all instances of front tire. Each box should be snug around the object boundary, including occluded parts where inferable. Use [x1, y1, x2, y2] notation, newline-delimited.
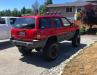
[18, 46, 32, 56]
[72, 33, 80, 47]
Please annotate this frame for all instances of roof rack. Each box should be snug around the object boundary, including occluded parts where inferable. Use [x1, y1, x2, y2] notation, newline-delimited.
[45, 12, 61, 15]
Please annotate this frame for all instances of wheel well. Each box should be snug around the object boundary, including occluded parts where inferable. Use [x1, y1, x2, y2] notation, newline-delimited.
[46, 36, 57, 43]
[75, 30, 80, 35]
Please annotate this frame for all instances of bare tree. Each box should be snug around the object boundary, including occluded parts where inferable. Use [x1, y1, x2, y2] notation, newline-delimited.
[32, 0, 40, 15]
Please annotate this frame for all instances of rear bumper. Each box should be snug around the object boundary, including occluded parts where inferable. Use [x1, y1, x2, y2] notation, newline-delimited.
[11, 39, 46, 48]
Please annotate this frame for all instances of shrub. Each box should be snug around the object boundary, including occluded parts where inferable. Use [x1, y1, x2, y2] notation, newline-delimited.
[80, 27, 86, 35]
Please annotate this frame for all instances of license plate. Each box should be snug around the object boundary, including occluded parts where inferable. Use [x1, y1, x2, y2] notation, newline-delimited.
[19, 32, 25, 36]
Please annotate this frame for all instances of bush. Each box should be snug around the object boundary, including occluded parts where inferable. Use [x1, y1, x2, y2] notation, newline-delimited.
[80, 27, 86, 35]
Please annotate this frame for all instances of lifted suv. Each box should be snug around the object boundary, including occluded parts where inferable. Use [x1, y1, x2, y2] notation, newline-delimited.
[11, 15, 80, 61]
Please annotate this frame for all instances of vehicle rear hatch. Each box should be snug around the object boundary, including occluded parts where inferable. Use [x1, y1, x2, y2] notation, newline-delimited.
[11, 17, 37, 42]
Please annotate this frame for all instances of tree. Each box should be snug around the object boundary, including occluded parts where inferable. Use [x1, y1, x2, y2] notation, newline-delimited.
[26, 9, 33, 14]
[21, 6, 26, 15]
[0, 11, 5, 16]
[39, 0, 53, 15]
[12, 8, 20, 16]
[0, 10, 11, 16]
[45, 0, 53, 5]
[39, 5, 46, 15]
[5, 9, 11, 16]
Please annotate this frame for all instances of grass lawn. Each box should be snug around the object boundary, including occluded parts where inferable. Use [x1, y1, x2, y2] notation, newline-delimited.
[62, 42, 97, 75]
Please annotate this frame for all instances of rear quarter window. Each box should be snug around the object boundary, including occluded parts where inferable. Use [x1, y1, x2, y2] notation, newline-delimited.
[53, 18, 62, 28]
[39, 18, 51, 29]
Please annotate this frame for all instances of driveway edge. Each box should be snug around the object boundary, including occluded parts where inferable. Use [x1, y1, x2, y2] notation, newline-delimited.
[40, 41, 97, 75]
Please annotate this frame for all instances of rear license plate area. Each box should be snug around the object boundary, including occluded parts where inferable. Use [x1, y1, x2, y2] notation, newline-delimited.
[18, 32, 25, 36]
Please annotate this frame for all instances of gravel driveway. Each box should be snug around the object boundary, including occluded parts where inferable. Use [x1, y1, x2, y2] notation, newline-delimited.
[0, 35, 97, 75]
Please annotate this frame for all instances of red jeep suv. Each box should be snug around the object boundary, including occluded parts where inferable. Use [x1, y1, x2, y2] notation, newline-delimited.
[11, 15, 80, 61]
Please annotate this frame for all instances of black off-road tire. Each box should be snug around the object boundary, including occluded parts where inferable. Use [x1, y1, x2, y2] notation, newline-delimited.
[43, 41, 60, 61]
[18, 46, 32, 56]
[72, 32, 80, 47]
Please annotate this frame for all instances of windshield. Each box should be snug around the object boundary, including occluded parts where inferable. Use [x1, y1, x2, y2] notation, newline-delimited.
[0, 18, 6, 24]
[14, 18, 35, 29]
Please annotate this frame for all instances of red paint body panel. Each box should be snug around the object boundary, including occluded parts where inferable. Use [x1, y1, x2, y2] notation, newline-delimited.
[11, 28, 37, 41]
[11, 15, 79, 42]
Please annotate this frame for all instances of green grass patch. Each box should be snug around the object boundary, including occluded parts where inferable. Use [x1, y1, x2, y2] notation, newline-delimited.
[80, 27, 86, 35]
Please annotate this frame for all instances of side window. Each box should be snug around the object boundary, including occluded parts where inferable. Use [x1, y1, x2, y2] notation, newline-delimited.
[39, 18, 51, 29]
[61, 18, 71, 26]
[53, 18, 62, 28]
[0, 18, 6, 24]
[66, 7, 73, 12]
[10, 18, 17, 25]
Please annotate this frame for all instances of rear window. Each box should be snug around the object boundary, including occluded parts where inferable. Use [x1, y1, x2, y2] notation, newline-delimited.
[0, 18, 6, 24]
[14, 18, 35, 29]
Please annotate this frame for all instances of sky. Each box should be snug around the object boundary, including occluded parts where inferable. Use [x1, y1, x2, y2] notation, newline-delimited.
[0, 0, 76, 10]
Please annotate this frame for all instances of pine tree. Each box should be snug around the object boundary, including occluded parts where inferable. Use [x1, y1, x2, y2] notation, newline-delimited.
[45, 0, 53, 5]
[39, 0, 53, 15]
[5, 9, 11, 16]
[12, 8, 20, 17]
[21, 6, 26, 15]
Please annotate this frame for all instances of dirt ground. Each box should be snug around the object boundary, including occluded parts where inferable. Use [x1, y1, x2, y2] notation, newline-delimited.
[62, 42, 97, 75]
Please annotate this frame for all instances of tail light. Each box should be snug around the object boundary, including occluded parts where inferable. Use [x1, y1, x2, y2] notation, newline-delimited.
[34, 31, 41, 40]
[11, 30, 15, 38]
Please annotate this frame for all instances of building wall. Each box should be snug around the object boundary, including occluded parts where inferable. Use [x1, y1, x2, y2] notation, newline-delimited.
[84, 0, 97, 2]
[47, 6, 83, 18]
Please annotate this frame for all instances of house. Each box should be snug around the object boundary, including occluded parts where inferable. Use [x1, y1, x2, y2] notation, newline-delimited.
[47, 0, 97, 20]
[83, 0, 97, 3]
